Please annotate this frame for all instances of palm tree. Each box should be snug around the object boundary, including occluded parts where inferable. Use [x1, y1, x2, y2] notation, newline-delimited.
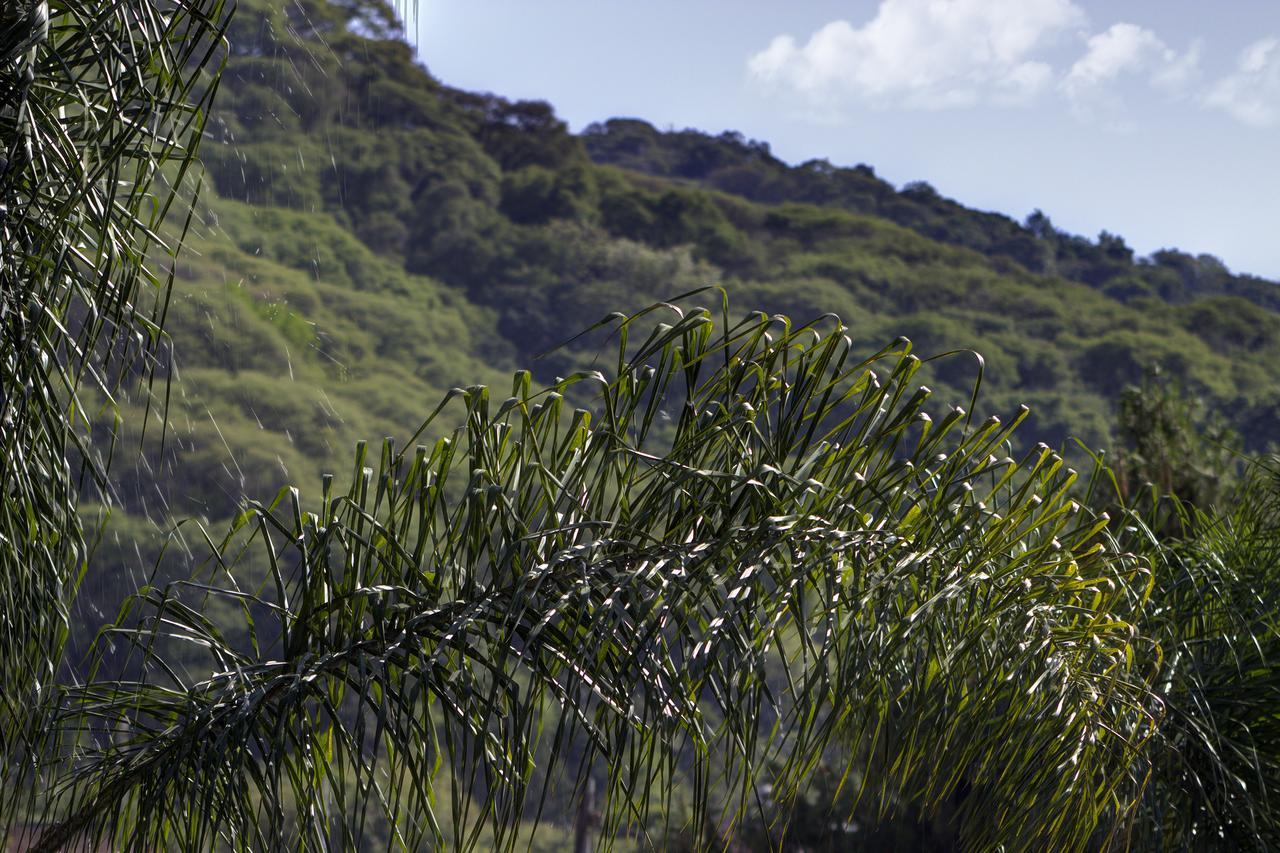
[1, 0, 228, 841]
[1106, 459, 1280, 849]
[27, 302, 1163, 850]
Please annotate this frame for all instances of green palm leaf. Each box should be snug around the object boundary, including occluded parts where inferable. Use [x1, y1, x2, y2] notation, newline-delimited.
[1120, 461, 1280, 848]
[39, 302, 1156, 850]
[1, 0, 228, 835]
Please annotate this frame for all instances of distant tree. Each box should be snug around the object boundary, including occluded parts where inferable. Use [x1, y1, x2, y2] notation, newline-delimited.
[1097, 230, 1134, 263]
[1109, 369, 1240, 531]
[900, 180, 940, 201]
[460, 95, 582, 171]
[1024, 209, 1056, 240]
[500, 163, 598, 225]
[994, 232, 1053, 273]
[799, 157, 836, 176]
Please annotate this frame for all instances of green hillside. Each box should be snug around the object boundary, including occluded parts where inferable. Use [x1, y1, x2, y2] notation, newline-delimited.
[100, 0, 1279, 528]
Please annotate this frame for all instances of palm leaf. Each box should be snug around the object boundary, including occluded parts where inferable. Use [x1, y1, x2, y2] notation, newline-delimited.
[1, 0, 229, 835]
[40, 302, 1155, 850]
[1121, 460, 1280, 848]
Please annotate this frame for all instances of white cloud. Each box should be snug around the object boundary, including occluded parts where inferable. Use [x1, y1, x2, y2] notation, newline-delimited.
[749, 4, 1272, 131]
[747, 0, 1085, 110]
[1062, 23, 1201, 122]
[1066, 24, 1164, 87]
[1203, 37, 1280, 126]
[1151, 42, 1202, 91]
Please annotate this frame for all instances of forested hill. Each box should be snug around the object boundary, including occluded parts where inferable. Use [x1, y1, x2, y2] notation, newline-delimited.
[102, 0, 1280, 526]
[582, 119, 1280, 314]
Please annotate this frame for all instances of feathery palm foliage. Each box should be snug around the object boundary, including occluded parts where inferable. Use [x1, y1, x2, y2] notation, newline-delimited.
[31, 302, 1159, 850]
[0, 0, 227, 835]
[1118, 460, 1280, 848]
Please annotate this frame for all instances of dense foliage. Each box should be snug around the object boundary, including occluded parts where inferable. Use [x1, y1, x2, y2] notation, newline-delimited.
[8, 0, 1280, 849]
[47, 307, 1163, 850]
[1, 0, 226, 836]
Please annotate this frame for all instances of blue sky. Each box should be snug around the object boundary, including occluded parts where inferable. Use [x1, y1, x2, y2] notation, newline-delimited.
[416, 1, 1280, 279]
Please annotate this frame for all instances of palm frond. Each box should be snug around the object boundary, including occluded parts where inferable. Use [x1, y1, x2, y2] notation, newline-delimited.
[1123, 460, 1280, 848]
[40, 303, 1155, 850]
[1, 0, 228, 834]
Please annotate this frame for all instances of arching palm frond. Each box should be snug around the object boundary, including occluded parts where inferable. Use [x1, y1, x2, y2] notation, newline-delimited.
[38, 303, 1155, 851]
[1, 0, 228, 833]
